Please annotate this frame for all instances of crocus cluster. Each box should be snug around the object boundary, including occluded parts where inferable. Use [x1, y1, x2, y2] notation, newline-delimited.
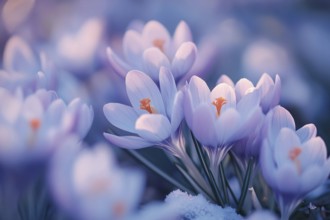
[104, 20, 330, 220]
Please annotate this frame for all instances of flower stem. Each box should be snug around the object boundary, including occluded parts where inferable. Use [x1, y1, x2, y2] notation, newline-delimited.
[191, 131, 225, 206]
[220, 162, 229, 204]
[237, 158, 254, 214]
[124, 149, 194, 195]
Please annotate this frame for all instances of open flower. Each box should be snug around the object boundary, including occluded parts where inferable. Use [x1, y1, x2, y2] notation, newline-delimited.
[218, 73, 281, 160]
[103, 68, 184, 155]
[184, 76, 262, 172]
[260, 106, 330, 220]
[49, 140, 145, 220]
[107, 20, 197, 81]
[0, 87, 93, 165]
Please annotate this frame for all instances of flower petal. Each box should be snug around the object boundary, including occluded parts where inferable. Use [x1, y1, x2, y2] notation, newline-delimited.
[188, 76, 210, 107]
[275, 163, 300, 195]
[103, 103, 138, 134]
[142, 20, 171, 51]
[296, 123, 317, 143]
[260, 140, 277, 188]
[143, 48, 170, 81]
[300, 136, 327, 168]
[123, 30, 144, 68]
[135, 114, 171, 142]
[104, 133, 153, 149]
[173, 21, 192, 50]
[106, 47, 131, 78]
[191, 104, 217, 147]
[159, 67, 177, 118]
[126, 70, 166, 115]
[235, 78, 254, 102]
[171, 42, 197, 79]
[300, 164, 329, 195]
[210, 83, 236, 112]
[216, 74, 234, 87]
[215, 108, 241, 145]
[171, 91, 184, 133]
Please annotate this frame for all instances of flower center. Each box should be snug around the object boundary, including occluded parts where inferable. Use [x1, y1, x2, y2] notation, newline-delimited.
[30, 118, 41, 131]
[153, 38, 165, 52]
[289, 147, 302, 174]
[140, 98, 156, 114]
[212, 97, 227, 117]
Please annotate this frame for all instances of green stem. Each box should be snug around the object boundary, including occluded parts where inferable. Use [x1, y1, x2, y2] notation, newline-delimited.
[124, 149, 194, 195]
[191, 131, 225, 206]
[220, 162, 229, 204]
[237, 158, 254, 213]
[224, 175, 239, 206]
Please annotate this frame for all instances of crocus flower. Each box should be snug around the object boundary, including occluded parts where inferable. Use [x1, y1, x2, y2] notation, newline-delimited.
[103, 67, 184, 156]
[107, 20, 197, 81]
[217, 73, 280, 161]
[260, 106, 330, 220]
[0, 87, 93, 165]
[184, 75, 262, 173]
[49, 139, 145, 220]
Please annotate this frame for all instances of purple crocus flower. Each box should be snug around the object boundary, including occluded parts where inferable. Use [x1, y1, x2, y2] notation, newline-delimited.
[184, 76, 263, 174]
[107, 20, 197, 81]
[217, 73, 281, 161]
[103, 67, 184, 156]
[49, 139, 145, 220]
[260, 106, 330, 220]
[0, 87, 93, 166]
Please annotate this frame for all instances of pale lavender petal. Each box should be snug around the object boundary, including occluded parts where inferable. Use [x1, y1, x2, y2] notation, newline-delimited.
[142, 20, 171, 50]
[126, 70, 166, 115]
[159, 67, 177, 117]
[188, 76, 210, 107]
[300, 137, 327, 168]
[46, 99, 66, 125]
[300, 164, 328, 195]
[183, 86, 194, 129]
[273, 128, 301, 167]
[235, 78, 254, 101]
[135, 114, 171, 142]
[275, 163, 300, 195]
[260, 140, 277, 188]
[123, 30, 144, 68]
[237, 89, 260, 116]
[171, 91, 184, 133]
[215, 108, 241, 145]
[22, 95, 44, 119]
[106, 47, 131, 78]
[210, 83, 236, 112]
[171, 42, 197, 79]
[104, 133, 153, 149]
[103, 103, 138, 134]
[191, 104, 217, 147]
[143, 48, 170, 80]
[296, 124, 317, 143]
[173, 21, 192, 50]
[216, 74, 234, 87]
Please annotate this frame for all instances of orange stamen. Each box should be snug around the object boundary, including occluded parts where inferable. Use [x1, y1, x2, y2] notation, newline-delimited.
[30, 118, 41, 131]
[140, 98, 156, 114]
[113, 202, 126, 217]
[212, 97, 227, 117]
[289, 147, 302, 174]
[153, 39, 165, 52]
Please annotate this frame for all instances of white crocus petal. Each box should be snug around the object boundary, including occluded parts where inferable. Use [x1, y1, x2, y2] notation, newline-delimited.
[103, 103, 138, 134]
[216, 74, 235, 87]
[273, 128, 301, 167]
[300, 137, 327, 168]
[142, 20, 171, 51]
[46, 99, 66, 125]
[215, 108, 241, 145]
[210, 83, 236, 111]
[171, 91, 184, 133]
[191, 104, 217, 147]
[300, 165, 327, 195]
[126, 70, 166, 116]
[260, 141, 277, 188]
[3, 35, 39, 74]
[22, 95, 44, 120]
[135, 114, 171, 143]
[159, 67, 177, 118]
[123, 30, 144, 68]
[235, 78, 254, 102]
[104, 133, 153, 149]
[106, 47, 131, 78]
[266, 106, 295, 144]
[173, 21, 193, 50]
[275, 163, 300, 195]
[143, 48, 171, 80]
[0, 92, 21, 123]
[171, 42, 197, 79]
[188, 76, 211, 107]
[296, 124, 317, 143]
